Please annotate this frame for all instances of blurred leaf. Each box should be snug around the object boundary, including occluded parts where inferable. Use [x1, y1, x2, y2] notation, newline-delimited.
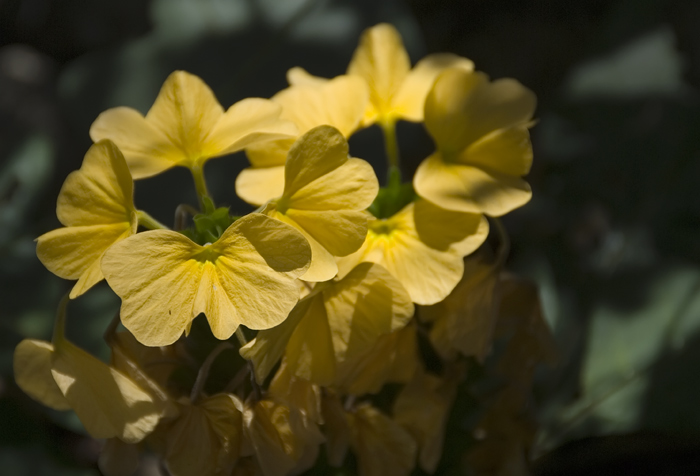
[565, 26, 687, 99]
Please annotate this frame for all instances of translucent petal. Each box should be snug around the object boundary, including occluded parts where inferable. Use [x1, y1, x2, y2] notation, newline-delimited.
[240, 295, 316, 383]
[36, 223, 132, 289]
[235, 166, 285, 207]
[456, 124, 533, 176]
[347, 23, 411, 123]
[349, 403, 417, 476]
[324, 262, 413, 363]
[286, 67, 328, 86]
[421, 252, 499, 360]
[283, 126, 349, 199]
[274, 75, 368, 137]
[338, 204, 466, 305]
[51, 339, 161, 443]
[392, 53, 474, 122]
[101, 230, 203, 347]
[13, 339, 70, 410]
[56, 140, 135, 227]
[287, 158, 378, 212]
[89, 107, 184, 179]
[335, 322, 419, 395]
[414, 153, 532, 216]
[268, 361, 322, 424]
[103, 214, 311, 346]
[204, 98, 297, 157]
[286, 295, 335, 385]
[145, 70, 224, 162]
[393, 369, 460, 473]
[425, 68, 536, 154]
[413, 199, 485, 252]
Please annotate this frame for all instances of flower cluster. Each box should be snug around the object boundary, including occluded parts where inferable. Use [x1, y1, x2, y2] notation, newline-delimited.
[15, 23, 552, 476]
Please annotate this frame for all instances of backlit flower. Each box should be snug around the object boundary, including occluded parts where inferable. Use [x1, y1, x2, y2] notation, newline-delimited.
[101, 213, 312, 347]
[289, 23, 473, 128]
[337, 200, 488, 305]
[36, 140, 137, 299]
[90, 70, 296, 179]
[236, 75, 369, 205]
[414, 67, 536, 216]
[260, 125, 378, 282]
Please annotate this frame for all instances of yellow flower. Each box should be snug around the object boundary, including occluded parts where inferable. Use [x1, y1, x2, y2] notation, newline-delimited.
[90, 70, 296, 180]
[36, 140, 137, 299]
[393, 366, 462, 473]
[236, 75, 369, 206]
[153, 393, 243, 476]
[289, 23, 473, 128]
[413, 67, 536, 216]
[260, 125, 379, 282]
[240, 262, 414, 386]
[268, 359, 322, 425]
[334, 321, 420, 395]
[239, 398, 325, 476]
[13, 297, 164, 443]
[348, 403, 417, 476]
[101, 213, 312, 347]
[337, 200, 489, 305]
[419, 250, 500, 361]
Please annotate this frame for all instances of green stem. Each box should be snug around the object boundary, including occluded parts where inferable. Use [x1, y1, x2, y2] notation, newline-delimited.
[235, 327, 248, 347]
[381, 118, 400, 181]
[137, 210, 170, 230]
[190, 162, 211, 210]
[52, 293, 71, 345]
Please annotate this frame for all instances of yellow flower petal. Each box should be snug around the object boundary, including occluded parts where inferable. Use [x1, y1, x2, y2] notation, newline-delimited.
[103, 214, 311, 346]
[240, 294, 315, 384]
[37, 223, 132, 299]
[261, 126, 377, 281]
[275, 74, 368, 137]
[243, 263, 413, 387]
[349, 403, 417, 476]
[392, 53, 474, 122]
[393, 368, 461, 473]
[324, 262, 413, 364]
[36, 140, 136, 298]
[242, 399, 324, 476]
[13, 339, 70, 410]
[89, 107, 184, 180]
[456, 124, 533, 176]
[347, 23, 411, 125]
[282, 125, 349, 197]
[235, 165, 286, 206]
[91, 71, 295, 178]
[413, 199, 486, 253]
[414, 153, 532, 217]
[335, 321, 419, 395]
[51, 338, 162, 443]
[420, 251, 499, 361]
[162, 394, 243, 476]
[203, 97, 297, 157]
[286, 294, 336, 384]
[286, 66, 328, 87]
[425, 68, 536, 155]
[338, 203, 466, 305]
[268, 360, 323, 424]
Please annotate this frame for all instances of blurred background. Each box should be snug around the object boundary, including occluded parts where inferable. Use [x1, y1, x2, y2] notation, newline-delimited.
[2, 0, 700, 474]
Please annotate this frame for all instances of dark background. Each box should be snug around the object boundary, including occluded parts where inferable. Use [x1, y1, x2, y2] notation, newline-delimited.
[2, 0, 700, 474]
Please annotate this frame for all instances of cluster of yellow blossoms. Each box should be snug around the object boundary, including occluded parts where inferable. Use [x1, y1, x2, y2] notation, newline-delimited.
[14, 24, 553, 476]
